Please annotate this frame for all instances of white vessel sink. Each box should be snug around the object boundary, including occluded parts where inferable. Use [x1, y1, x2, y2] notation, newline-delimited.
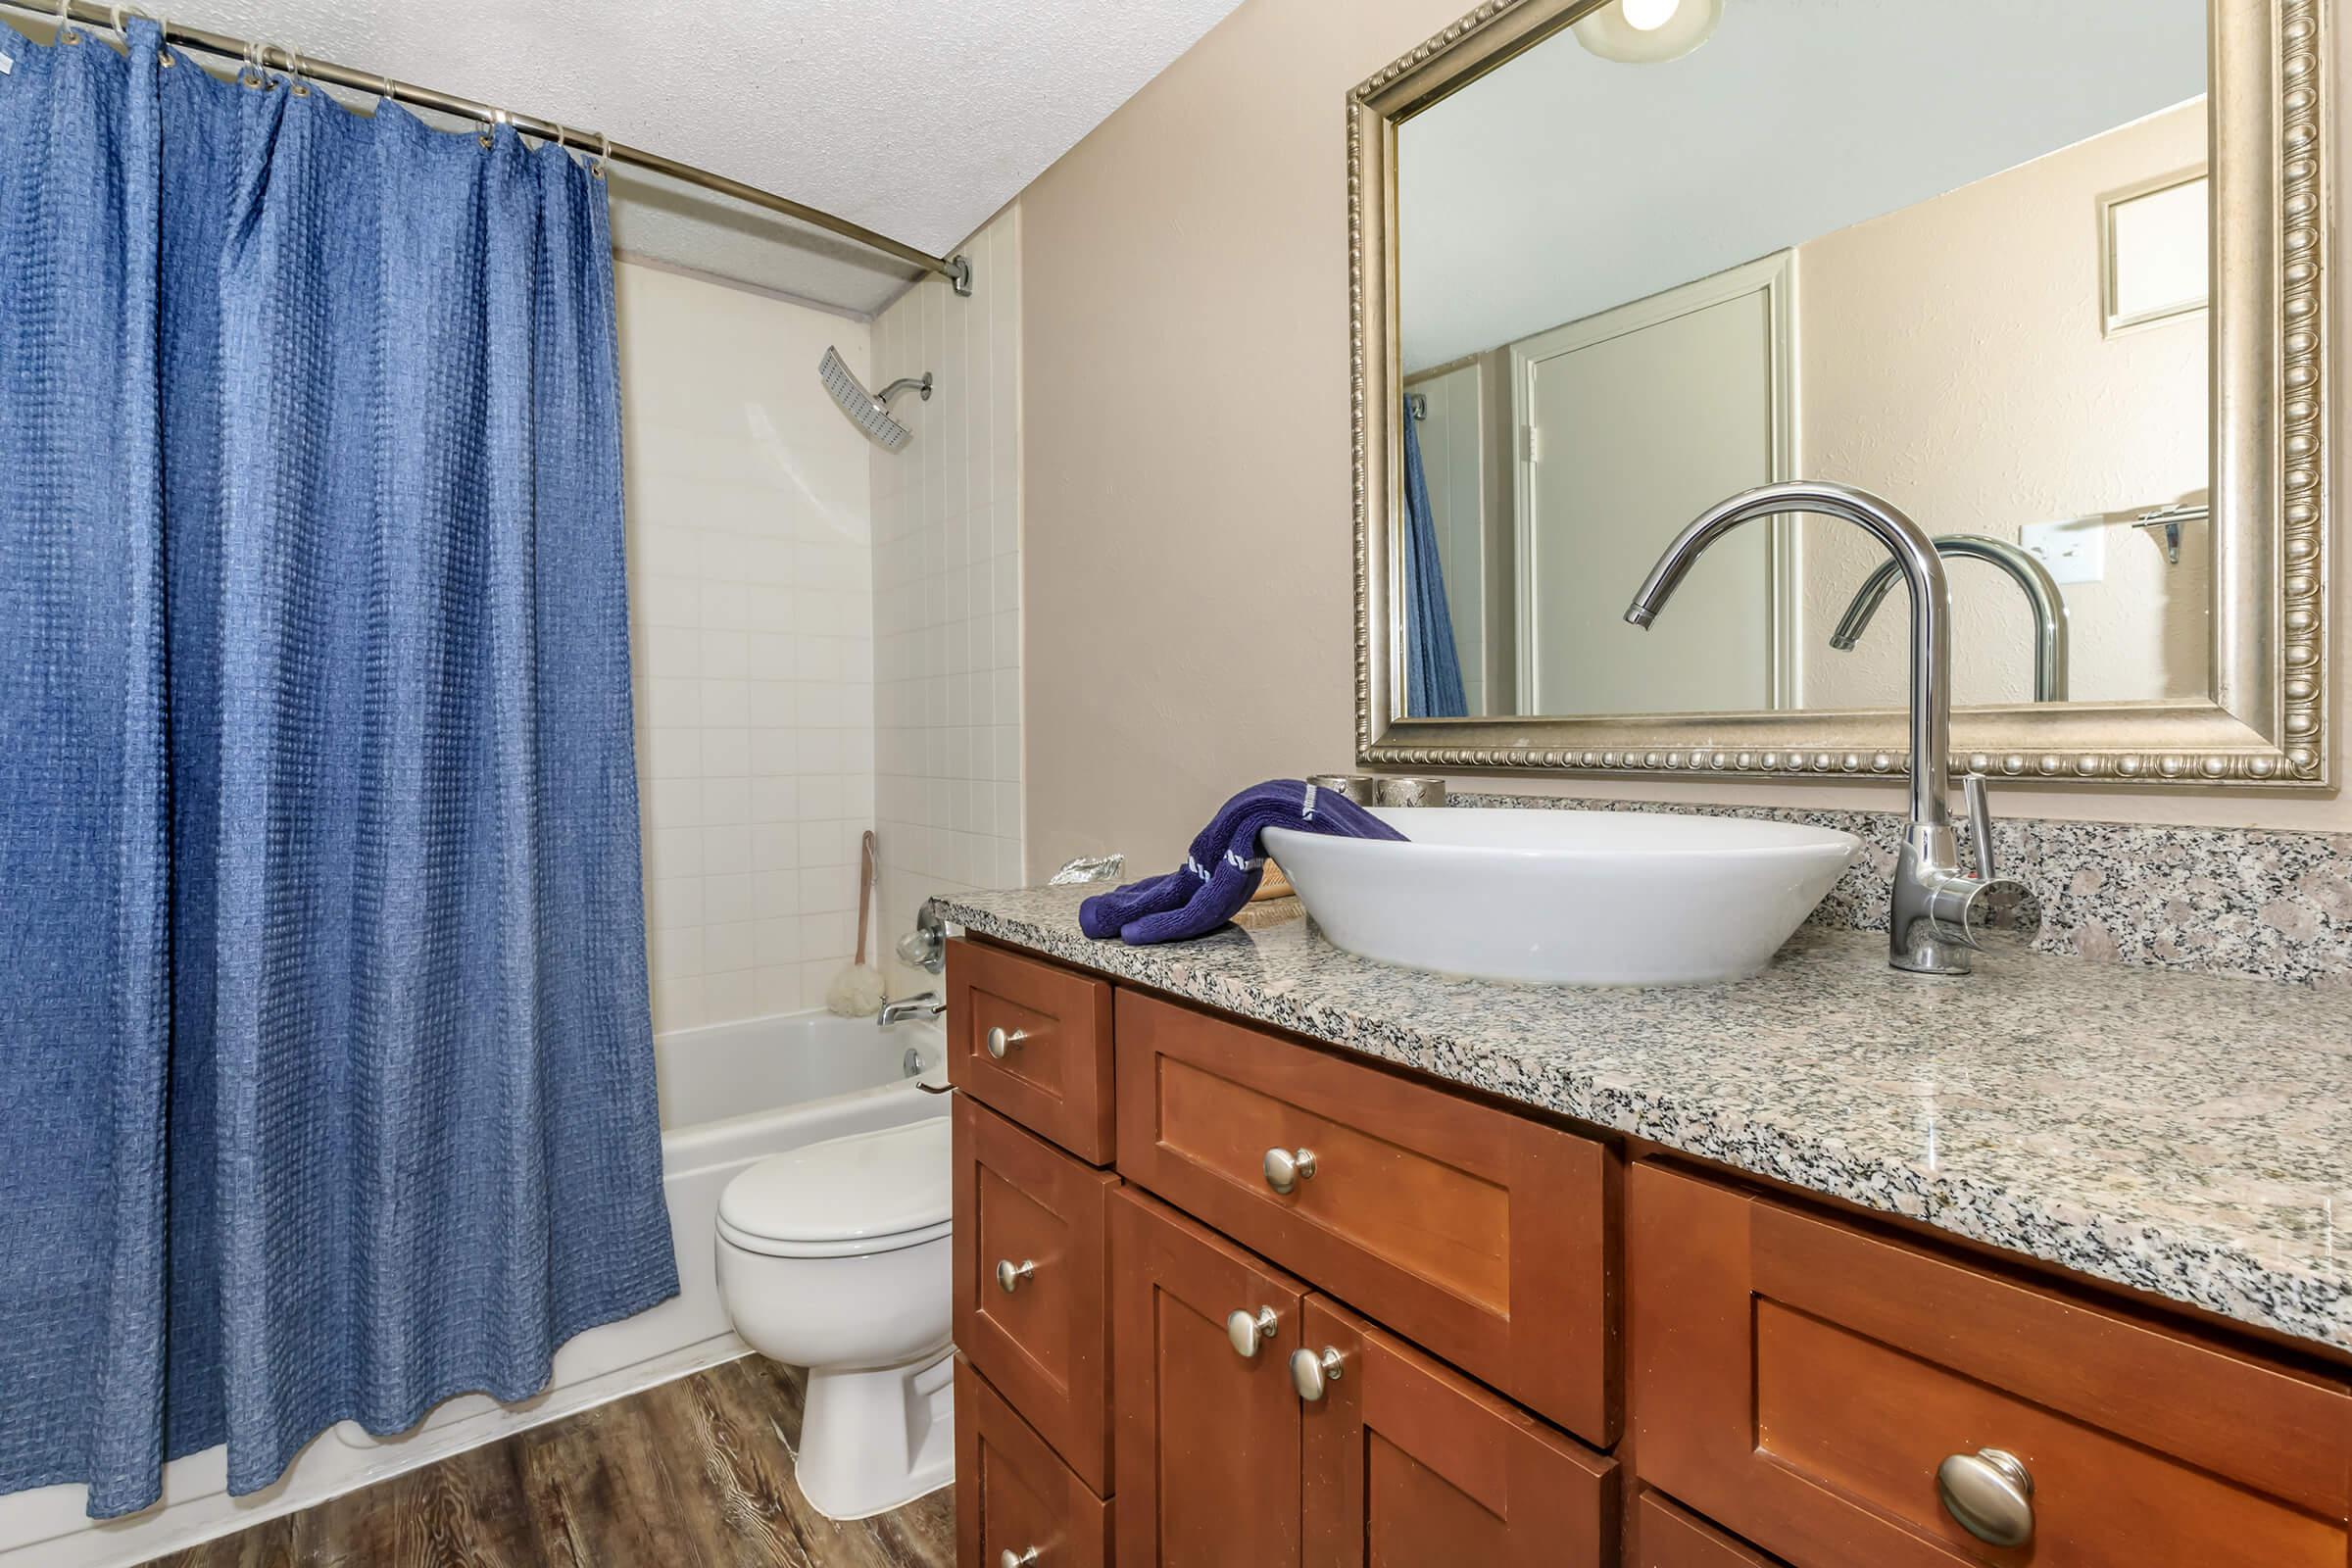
[1263, 807, 1859, 987]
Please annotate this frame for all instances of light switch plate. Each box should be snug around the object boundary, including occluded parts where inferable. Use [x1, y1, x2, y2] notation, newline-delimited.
[2020, 517, 2106, 584]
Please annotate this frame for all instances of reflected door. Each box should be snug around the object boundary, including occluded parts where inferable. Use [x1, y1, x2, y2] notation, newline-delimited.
[1513, 258, 1787, 715]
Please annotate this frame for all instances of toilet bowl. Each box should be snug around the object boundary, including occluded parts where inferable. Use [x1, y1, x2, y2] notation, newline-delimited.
[713, 1113, 954, 1521]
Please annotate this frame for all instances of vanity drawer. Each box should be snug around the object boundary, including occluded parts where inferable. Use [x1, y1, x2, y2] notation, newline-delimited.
[948, 938, 1115, 1163]
[1631, 1493, 1788, 1568]
[1630, 1161, 2352, 1567]
[953, 1094, 1118, 1494]
[955, 1359, 1112, 1568]
[1113, 989, 1617, 1445]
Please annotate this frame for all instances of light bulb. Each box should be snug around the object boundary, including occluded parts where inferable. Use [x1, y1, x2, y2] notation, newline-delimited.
[1621, 0, 1680, 30]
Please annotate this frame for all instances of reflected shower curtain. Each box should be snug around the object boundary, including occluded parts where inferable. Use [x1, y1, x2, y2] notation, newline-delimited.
[0, 23, 676, 1517]
[1399, 400, 1467, 716]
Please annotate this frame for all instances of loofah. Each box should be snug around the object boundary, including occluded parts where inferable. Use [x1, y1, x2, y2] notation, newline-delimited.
[825, 962, 887, 1019]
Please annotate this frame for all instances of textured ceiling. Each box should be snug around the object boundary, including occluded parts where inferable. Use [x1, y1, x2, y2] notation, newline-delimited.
[176, 0, 1246, 312]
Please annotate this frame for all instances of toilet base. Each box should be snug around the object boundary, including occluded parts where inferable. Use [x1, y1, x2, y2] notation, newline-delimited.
[790, 1346, 956, 1522]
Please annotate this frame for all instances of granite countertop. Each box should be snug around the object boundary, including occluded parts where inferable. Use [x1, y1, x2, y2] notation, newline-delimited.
[932, 885, 2352, 1355]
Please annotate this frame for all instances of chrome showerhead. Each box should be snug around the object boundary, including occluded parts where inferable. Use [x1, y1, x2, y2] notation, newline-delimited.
[819, 346, 932, 452]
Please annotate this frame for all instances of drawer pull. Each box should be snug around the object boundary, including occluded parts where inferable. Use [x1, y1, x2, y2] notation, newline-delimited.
[1936, 1446, 2034, 1547]
[1000, 1550, 1041, 1568]
[1226, 1305, 1279, 1359]
[985, 1024, 1029, 1059]
[1290, 1346, 1345, 1402]
[994, 1258, 1036, 1294]
[1261, 1146, 1318, 1195]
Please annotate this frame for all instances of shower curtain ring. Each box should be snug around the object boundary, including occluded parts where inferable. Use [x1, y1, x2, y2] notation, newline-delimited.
[592, 131, 611, 180]
[55, 0, 80, 45]
[284, 46, 310, 95]
[239, 37, 266, 88]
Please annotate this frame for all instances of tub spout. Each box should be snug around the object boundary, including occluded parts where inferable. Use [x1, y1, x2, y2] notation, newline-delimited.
[878, 992, 946, 1026]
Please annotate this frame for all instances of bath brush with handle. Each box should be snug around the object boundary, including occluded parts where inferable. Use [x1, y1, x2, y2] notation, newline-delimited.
[825, 830, 887, 1017]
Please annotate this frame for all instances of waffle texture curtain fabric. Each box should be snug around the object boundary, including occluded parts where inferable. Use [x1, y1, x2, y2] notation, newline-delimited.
[0, 23, 676, 1518]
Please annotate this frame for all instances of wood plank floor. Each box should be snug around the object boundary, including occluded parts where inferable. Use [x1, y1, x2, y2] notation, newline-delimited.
[143, 1357, 955, 1568]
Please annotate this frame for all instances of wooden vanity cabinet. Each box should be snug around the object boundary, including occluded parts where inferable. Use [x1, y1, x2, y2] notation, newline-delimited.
[949, 935, 2352, 1568]
[1630, 1160, 2352, 1568]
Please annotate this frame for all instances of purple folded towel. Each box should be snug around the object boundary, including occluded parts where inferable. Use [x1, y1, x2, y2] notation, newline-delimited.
[1080, 779, 1407, 945]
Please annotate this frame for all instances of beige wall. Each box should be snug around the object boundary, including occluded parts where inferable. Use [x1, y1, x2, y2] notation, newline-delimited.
[1797, 102, 2209, 710]
[1021, 0, 2350, 878]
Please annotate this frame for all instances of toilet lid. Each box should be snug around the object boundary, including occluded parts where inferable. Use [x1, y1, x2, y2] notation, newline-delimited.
[717, 1116, 951, 1257]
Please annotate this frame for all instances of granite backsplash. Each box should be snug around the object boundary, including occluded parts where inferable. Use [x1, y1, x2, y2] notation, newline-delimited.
[1450, 793, 2352, 986]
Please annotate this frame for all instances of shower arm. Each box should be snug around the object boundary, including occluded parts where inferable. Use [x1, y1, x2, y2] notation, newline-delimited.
[873, 374, 934, 408]
[1830, 534, 2070, 702]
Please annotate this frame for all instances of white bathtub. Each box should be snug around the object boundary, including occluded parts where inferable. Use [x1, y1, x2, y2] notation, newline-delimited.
[0, 1007, 948, 1568]
[647, 1007, 951, 1352]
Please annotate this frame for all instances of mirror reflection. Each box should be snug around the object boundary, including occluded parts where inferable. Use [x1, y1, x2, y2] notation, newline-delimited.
[1395, 0, 2210, 719]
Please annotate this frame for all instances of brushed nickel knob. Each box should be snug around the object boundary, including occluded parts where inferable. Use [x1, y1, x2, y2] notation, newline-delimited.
[1261, 1146, 1317, 1195]
[994, 1258, 1035, 1294]
[985, 1024, 1028, 1059]
[1290, 1346, 1345, 1402]
[1000, 1549, 1040, 1568]
[1226, 1305, 1278, 1358]
[1936, 1446, 2034, 1546]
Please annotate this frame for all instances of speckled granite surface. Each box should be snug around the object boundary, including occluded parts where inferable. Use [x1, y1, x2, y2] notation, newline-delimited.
[933, 884, 2352, 1354]
[1454, 793, 2352, 987]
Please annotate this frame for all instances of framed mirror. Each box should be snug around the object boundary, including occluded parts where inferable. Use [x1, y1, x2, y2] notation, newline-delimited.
[1351, 0, 2329, 787]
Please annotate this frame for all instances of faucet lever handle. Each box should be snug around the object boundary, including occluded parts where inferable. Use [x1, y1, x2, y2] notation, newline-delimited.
[1963, 771, 1995, 880]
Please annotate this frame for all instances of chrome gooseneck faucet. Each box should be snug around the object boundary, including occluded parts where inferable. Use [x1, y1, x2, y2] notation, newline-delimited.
[1831, 534, 2070, 703]
[1624, 481, 2026, 975]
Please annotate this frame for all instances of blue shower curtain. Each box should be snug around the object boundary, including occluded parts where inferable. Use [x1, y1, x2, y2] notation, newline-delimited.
[1399, 400, 1467, 716]
[0, 23, 676, 1517]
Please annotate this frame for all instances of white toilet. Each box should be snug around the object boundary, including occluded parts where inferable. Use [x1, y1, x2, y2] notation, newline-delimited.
[713, 1113, 955, 1521]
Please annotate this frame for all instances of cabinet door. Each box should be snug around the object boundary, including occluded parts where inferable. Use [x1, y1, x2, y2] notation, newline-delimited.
[1632, 1491, 1790, 1568]
[1631, 1161, 2352, 1568]
[1111, 1188, 1306, 1568]
[1299, 1296, 1616, 1566]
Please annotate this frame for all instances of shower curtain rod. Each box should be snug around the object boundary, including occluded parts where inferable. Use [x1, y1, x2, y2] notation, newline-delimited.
[4, 0, 975, 295]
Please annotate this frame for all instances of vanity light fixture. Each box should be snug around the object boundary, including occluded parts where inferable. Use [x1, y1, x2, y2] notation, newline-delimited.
[1572, 0, 1722, 64]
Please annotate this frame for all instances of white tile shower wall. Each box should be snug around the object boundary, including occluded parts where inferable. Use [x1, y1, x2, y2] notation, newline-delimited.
[871, 209, 1024, 994]
[616, 261, 877, 1031]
